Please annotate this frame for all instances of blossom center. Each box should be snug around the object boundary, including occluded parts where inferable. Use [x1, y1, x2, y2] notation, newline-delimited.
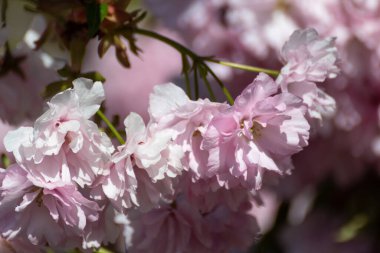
[240, 119, 263, 140]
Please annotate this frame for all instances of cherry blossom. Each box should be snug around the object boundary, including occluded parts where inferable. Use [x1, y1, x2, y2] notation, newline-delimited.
[119, 195, 258, 253]
[0, 164, 102, 249]
[4, 78, 114, 187]
[103, 112, 183, 212]
[203, 73, 310, 190]
[149, 83, 227, 179]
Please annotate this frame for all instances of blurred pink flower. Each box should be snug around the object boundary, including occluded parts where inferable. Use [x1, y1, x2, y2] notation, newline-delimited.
[280, 210, 375, 253]
[278, 28, 339, 84]
[120, 195, 258, 253]
[0, 49, 59, 125]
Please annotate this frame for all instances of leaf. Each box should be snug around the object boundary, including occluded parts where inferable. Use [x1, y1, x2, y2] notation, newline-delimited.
[94, 247, 114, 253]
[1, 154, 10, 169]
[100, 3, 108, 21]
[336, 214, 368, 243]
[121, 32, 142, 56]
[57, 65, 73, 78]
[116, 47, 130, 68]
[80, 71, 106, 82]
[133, 10, 147, 24]
[43, 81, 72, 98]
[98, 37, 113, 58]
[86, 2, 108, 37]
[113, 35, 130, 68]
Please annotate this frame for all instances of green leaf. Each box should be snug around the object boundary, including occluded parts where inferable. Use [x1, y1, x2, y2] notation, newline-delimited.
[1, 154, 10, 169]
[336, 214, 368, 243]
[86, 2, 108, 37]
[80, 71, 106, 82]
[43, 81, 72, 98]
[57, 65, 73, 78]
[100, 3, 108, 22]
[93, 247, 114, 253]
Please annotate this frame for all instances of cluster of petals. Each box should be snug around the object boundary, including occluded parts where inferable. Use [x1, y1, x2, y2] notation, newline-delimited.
[149, 83, 228, 179]
[4, 78, 114, 187]
[119, 194, 258, 253]
[144, 0, 298, 63]
[277, 28, 339, 121]
[102, 112, 183, 212]
[0, 78, 118, 249]
[146, 79, 308, 192]
[0, 27, 340, 252]
[203, 73, 310, 190]
[0, 164, 101, 249]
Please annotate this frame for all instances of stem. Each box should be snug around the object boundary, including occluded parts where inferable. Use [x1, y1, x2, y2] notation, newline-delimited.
[131, 28, 279, 76]
[193, 65, 199, 100]
[130, 27, 234, 104]
[201, 72, 216, 102]
[132, 28, 197, 58]
[203, 63, 234, 105]
[184, 68, 191, 99]
[182, 54, 192, 98]
[207, 59, 280, 77]
[96, 110, 125, 145]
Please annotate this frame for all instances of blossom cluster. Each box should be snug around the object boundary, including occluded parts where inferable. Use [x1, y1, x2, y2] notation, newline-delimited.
[0, 28, 338, 252]
[144, 0, 380, 188]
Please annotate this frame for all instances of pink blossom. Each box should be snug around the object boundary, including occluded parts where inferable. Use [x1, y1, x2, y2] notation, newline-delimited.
[144, 0, 297, 63]
[149, 83, 228, 179]
[0, 164, 102, 249]
[4, 78, 114, 187]
[203, 73, 310, 190]
[291, 0, 350, 46]
[342, 0, 380, 51]
[178, 175, 251, 213]
[82, 203, 123, 250]
[102, 112, 182, 212]
[278, 28, 339, 85]
[120, 195, 259, 253]
[122, 197, 212, 253]
[277, 28, 339, 121]
[284, 81, 336, 121]
[203, 201, 259, 253]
